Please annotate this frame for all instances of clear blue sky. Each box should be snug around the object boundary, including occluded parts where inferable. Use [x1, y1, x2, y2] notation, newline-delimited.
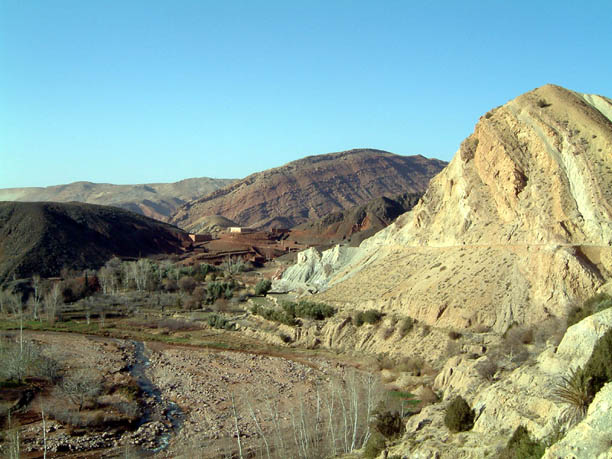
[1, 0, 611, 188]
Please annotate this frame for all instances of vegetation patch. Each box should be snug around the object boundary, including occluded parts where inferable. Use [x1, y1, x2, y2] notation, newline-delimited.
[399, 317, 415, 337]
[206, 313, 235, 331]
[353, 309, 383, 327]
[567, 293, 612, 328]
[250, 300, 335, 326]
[444, 396, 474, 432]
[499, 425, 546, 459]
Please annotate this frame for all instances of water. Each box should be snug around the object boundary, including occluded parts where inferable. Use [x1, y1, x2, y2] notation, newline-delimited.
[128, 341, 184, 452]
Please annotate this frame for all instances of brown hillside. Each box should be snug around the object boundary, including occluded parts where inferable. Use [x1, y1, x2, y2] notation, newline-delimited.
[170, 149, 446, 232]
[294, 192, 422, 246]
[0, 201, 189, 283]
[0, 177, 234, 222]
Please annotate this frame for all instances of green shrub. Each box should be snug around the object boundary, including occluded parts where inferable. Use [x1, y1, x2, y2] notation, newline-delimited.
[251, 300, 335, 326]
[444, 396, 474, 432]
[354, 309, 383, 326]
[254, 279, 272, 296]
[363, 431, 386, 459]
[292, 300, 335, 320]
[205, 282, 234, 304]
[206, 313, 235, 330]
[499, 425, 546, 458]
[250, 304, 297, 326]
[567, 293, 612, 327]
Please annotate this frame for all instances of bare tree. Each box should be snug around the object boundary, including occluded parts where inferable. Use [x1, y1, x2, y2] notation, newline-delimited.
[40, 399, 47, 459]
[31, 274, 43, 320]
[59, 369, 102, 411]
[230, 392, 244, 459]
[44, 283, 62, 323]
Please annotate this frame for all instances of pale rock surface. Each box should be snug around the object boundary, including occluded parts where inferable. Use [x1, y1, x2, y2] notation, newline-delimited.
[400, 307, 612, 457]
[281, 84, 612, 332]
[544, 383, 612, 458]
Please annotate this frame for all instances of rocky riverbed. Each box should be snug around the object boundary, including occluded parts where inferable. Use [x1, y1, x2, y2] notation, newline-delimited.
[9, 331, 344, 457]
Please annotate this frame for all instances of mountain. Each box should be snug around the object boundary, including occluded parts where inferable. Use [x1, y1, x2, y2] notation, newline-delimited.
[278, 84, 612, 332]
[0, 177, 234, 222]
[170, 149, 446, 232]
[0, 201, 190, 282]
[293, 192, 423, 246]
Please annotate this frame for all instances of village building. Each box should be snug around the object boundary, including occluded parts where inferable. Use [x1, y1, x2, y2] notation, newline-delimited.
[188, 233, 212, 243]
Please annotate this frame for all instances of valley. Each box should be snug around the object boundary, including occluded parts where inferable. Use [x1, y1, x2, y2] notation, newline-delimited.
[1, 84, 612, 458]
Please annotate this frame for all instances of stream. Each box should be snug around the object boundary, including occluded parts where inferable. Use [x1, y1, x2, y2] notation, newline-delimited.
[127, 341, 185, 452]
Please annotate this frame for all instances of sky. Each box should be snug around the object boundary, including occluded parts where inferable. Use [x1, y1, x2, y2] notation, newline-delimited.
[1, 0, 611, 188]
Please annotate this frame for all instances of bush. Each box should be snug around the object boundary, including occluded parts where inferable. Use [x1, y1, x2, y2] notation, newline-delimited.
[178, 276, 196, 294]
[395, 356, 424, 376]
[291, 300, 335, 320]
[536, 98, 551, 108]
[363, 431, 386, 459]
[374, 410, 403, 438]
[552, 367, 590, 425]
[254, 279, 272, 296]
[500, 425, 546, 459]
[399, 317, 414, 337]
[251, 301, 335, 326]
[354, 309, 383, 327]
[279, 333, 292, 344]
[250, 304, 297, 326]
[444, 396, 474, 432]
[206, 313, 235, 331]
[448, 330, 462, 340]
[162, 278, 178, 293]
[205, 282, 234, 304]
[567, 293, 612, 328]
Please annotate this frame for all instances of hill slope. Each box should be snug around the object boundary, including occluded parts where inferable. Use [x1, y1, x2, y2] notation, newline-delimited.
[279, 85, 612, 332]
[294, 192, 422, 246]
[0, 177, 234, 222]
[0, 202, 189, 282]
[170, 149, 446, 232]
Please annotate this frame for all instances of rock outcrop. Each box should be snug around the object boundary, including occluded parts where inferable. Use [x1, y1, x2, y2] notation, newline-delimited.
[170, 149, 446, 232]
[398, 307, 612, 457]
[281, 85, 612, 332]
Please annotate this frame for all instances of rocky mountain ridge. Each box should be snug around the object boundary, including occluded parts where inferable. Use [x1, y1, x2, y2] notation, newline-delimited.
[278, 84, 612, 332]
[0, 177, 234, 222]
[170, 149, 446, 232]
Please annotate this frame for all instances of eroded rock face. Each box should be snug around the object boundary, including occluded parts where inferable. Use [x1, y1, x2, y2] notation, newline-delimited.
[544, 383, 612, 459]
[170, 149, 446, 232]
[285, 85, 612, 332]
[397, 308, 612, 458]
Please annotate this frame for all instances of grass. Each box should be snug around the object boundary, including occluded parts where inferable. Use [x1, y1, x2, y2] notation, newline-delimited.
[552, 367, 591, 425]
[0, 319, 101, 334]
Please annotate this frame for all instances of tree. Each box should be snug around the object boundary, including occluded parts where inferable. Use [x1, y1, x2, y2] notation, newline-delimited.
[178, 276, 196, 295]
[444, 396, 475, 432]
[255, 279, 272, 296]
[44, 283, 62, 323]
[59, 369, 102, 411]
